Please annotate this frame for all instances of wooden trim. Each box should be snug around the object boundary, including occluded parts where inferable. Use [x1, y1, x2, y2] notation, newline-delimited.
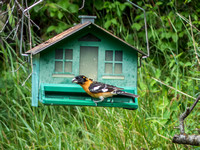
[32, 54, 40, 107]
[102, 75, 124, 80]
[52, 74, 75, 78]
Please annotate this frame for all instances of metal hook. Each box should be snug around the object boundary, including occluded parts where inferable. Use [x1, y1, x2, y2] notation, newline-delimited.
[79, 0, 85, 10]
[126, 0, 150, 59]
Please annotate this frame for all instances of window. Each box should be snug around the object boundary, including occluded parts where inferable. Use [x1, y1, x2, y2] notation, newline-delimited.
[79, 46, 98, 80]
[54, 49, 73, 73]
[105, 50, 123, 75]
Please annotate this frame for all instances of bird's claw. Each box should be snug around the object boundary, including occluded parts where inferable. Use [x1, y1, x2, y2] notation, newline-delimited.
[94, 101, 97, 106]
[93, 99, 104, 106]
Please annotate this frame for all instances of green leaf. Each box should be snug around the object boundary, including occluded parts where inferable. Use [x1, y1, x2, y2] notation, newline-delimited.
[48, 3, 58, 9]
[104, 20, 111, 29]
[184, 62, 192, 67]
[165, 32, 172, 39]
[145, 4, 153, 8]
[50, 11, 56, 17]
[170, 101, 178, 112]
[156, 2, 163, 6]
[172, 33, 178, 42]
[47, 26, 56, 33]
[58, 11, 63, 19]
[131, 23, 142, 31]
[179, 31, 185, 38]
[58, 0, 69, 9]
[155, 69, 161, 78]
[111, 18, 117, 25]
[68, 4, 79, 13]
[119, 4, 126, 11]
[169, 60, 175, 68]
[150, 79, 157, 87]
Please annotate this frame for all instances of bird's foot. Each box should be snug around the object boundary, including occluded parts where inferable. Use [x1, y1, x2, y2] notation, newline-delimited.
[93, 96, 104, 106]
[93, 99, 104, 104]
[94, 102, 97, 106]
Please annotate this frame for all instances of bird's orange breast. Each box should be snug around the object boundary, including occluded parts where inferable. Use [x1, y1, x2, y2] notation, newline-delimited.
[80, 80, 113, 99]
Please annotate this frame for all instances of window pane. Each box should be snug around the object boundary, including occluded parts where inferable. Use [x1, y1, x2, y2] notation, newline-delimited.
[105, 50, 113, 61]
[64, 62, 72, 72]
[55, 61, 63, 72]
[115, 51, 123, 61]
[80, 46, 98, 80]
[114, 63, 122, 74]
[65, 49, 73, 60]
[105, 63, 113, 74]
[55, 49, 63, 59]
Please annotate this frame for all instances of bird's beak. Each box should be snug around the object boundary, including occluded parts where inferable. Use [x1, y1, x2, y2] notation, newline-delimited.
[72, 78, 78, 83]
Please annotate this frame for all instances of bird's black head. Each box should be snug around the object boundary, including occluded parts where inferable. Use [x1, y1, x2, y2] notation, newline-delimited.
[72, 75, 92, 85]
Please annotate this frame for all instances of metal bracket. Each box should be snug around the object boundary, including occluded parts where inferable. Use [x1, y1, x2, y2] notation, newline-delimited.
[126, 0, 150, 59]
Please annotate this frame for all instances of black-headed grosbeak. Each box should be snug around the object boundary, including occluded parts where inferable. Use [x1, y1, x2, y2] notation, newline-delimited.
[72, 75, 139, 104]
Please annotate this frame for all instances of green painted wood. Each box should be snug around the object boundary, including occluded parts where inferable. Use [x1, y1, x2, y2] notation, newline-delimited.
[32, 54, 40, 106]
[42, 98, 138, 109]
[39, 83, 138, 109]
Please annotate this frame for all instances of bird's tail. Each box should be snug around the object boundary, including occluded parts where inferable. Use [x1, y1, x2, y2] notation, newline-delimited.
[113, 90, 139, 98]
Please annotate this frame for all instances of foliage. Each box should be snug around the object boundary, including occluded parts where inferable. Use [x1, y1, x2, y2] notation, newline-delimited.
[0, 0, 200, 149]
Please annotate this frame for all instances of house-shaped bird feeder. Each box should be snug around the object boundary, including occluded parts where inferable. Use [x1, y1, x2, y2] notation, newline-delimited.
[26, 15, 148, 109]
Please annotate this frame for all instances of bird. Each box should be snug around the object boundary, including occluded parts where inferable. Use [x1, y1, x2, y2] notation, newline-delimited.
[72, 75, 139, 105]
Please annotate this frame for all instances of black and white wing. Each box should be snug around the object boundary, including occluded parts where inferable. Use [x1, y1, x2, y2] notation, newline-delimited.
[89, 81, 123, 93]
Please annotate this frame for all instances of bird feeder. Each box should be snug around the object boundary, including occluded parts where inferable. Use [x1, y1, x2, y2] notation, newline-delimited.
[26, 2, 149, 109]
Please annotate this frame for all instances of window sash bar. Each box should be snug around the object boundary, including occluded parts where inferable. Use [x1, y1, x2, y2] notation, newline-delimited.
[55, 49, 73, 73]
[104, 50, 123, 75]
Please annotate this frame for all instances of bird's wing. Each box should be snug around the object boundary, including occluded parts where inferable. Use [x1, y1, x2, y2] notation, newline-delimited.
[89, 81, 123, 93]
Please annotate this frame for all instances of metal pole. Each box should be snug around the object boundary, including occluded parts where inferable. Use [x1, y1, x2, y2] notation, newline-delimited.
[126, 0, 150, 59]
